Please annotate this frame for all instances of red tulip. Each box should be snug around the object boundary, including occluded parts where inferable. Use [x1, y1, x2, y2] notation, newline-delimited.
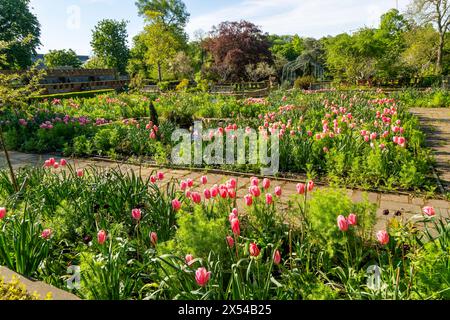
[53, 162, 59, 169]
[226, 236, 234, 248]
[150, 175, 157, 183]
[262, 178, 271, 190]
[60, 159, 67, 166]
[274, 186, 282, 197]
[150, 232, 158, 246]
[422, 206, 435, 217]
[0, 207, 6, 219]
[210, 185, 219, 198]
[172, 199, 181, 211]
[296, 183, 305, 195]
[376, 230, 389, 245]
[250, 177, 259, 187]
[249, 185, 261, 197]
[131, 208, 141, 221]
[97, 230, 107, 245]
[266, 193, 273, 205]
[307, 180, 314, 192]
[44, 160, 52, 168]
[337, 215, 348, 231]
[249, 243, 260, 257]
[347, 213, 357, 226]
[200, 176, 208, 185]
[273, 250, 281, 265]
[76, 169, 84, 177]
[195, 267, 211, 287]
[203, 189, 211, 200]
[191, 192, 202, 204]
[157, 172, 164, 180]
[231, 218, 240, 236]
[186, 178, 194, 188]
[41, 229, 52, 240]
[244, 194, 253, 206]
[228, 178, 237, 189]
[180, 180, 188, 191]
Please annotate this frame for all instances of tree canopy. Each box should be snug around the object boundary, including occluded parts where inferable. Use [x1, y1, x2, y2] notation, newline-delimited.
[44, 49, 82, 69]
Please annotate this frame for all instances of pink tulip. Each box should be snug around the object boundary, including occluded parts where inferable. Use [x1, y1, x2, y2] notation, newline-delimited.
[262, 178, 271, 190]
[49, 158, 56, 165]
[376, 230, 389, 245]
[347, 213, 357, 226]
[244, 194, 253, 206]
[227, 236, 234, 248]
[172, 199, 181, 211]
[60, 159, 67, 166]
[231, 218, 240, 236]
[273, 250, 281, 265]
[200, 176, 208, 185]
[307, 180, 314, 192]
[422, 206, 435, 217]
[195, 267, 211, 287]
[180, 180, 188, 191]
[274, 186, 282, 197]
[132, 208, 142, 221]
[185, 254, 194, 266]
[150, 175, 157, 183]
[228, 188, 236, 199]
[210, 185, 219, 198]
[249, 243, 260, 257]
[266, 193, 273, 205]
[150, 130, 156, 139]
[219, 188, 228, 198]
[76, 169, 84, 177]
[185, 190, 191, 198]
[228, 178, 237, 189]
[150, 232, 158, 246]
[296, 183, 305, 195]
[203, 189, 211, 200]
[97, 230, 107, 245]
[157, 172, 164, 181]
[232, 208, 238, 216]
[250, 177, 259, 187]
[337, 215, 348, 231]
[186, 178, 194, 188]
[249, 185, 261, 197]
[41, 229, 52, 240]
[52, 162, 59, 169]
[191, 192, 202, 204]
[0, 207, 6, 219]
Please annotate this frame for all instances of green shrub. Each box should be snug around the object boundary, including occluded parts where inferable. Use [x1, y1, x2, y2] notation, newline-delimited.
[294, 75, 316, 89]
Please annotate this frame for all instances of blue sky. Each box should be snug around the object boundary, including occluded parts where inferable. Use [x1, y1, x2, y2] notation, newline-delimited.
[29, 0, 411, 56]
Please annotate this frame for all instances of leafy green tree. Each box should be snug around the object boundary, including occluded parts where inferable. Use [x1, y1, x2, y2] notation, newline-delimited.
[0, 0, 41, 70]
[135, 0, 189, 27]
[44, 49, 82, 69]
[83, 56, 109, 69]
[269, 34, 303, 61]
[408, 0, 450, 72]
[142, 21, 179, 81]
[90, 19, 130, 74]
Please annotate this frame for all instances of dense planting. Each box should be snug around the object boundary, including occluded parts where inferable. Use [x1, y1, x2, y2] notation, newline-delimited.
[1, 89, 436, 192]
[0, 162, 448, 300]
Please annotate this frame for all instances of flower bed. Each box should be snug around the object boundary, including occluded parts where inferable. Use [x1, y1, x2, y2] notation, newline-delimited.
[0, 160, 448, 300]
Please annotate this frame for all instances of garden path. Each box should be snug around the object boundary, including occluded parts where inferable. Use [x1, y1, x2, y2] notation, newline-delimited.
[410, 108, 450, 194]
[1, 151, 449, 231]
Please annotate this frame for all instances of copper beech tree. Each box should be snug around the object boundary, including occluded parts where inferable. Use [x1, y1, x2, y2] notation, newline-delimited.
[203, 21, 273, 82]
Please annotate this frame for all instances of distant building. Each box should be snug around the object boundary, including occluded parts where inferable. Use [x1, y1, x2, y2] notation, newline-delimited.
[32, 54, 90, 68]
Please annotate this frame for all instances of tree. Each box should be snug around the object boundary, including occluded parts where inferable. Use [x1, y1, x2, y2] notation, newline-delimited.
[44, 49, 82, 69]
[0, 0, 41, 70]
[135, 0, 189, 27]
[83, 56, 109, 69]
[168, 51, 193, 79]
[142, 21, 179, 82]
[203, 21, 273, 82]
[408, 0, 450, 72]
[90, 19, 130, 74]
[268, 34, 303, 61]
[245, 62, 276, 82]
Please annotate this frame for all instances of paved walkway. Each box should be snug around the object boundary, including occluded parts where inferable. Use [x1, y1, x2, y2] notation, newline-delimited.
[410, 108, 450, 193]
[1, 151, 449, 230]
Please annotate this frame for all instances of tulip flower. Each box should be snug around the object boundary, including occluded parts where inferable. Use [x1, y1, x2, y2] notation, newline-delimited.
[186, 178, 194, 188]
[132, 208, 142, 221]
[249, 243, 260, 257]
[249, 185, 261, 197]
[244, 194, 253, 206]
[376, 230, 389, 245]
[203, 189, 211, 200]
[231, 218, 240, 236]
[219, 188, 228, 198]
[226, 236, 235, 248]
[191, 192, 202, 204]
[273, 250, 281, 265]
[172, 199, 181, 211]
[150, 232, 158, 246]
[210, 185, 219, 198]
[422, 206, 435, 217]
[157, 172, 164, 181]
[60, 159, 67, 166]
[347, 213, 357, 226]
[180, 180, 188, 191]
[200, 176, 208, 185]
[97, 230, 107, 245]
[0, 207, 6, 219]
[185, 254, 194, 266]
[150, 175, 157, 183]
[266, 193, 273, 205]
[250, 177, 259, 187]
[262, 178, 271, 190]
[296, 183, 305, 195]
[41, 229, 52, 240]
[195, 267, 211, 287]
[337, 215, 348, 231]
[274, 186, 282, 197]
[76, 169, 84, 177]
[228, 178, 237, 189]
[307, 180, 314, 192]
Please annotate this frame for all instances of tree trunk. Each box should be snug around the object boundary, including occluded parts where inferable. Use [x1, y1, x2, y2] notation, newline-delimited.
[437, 32, 445, 73]
[157, 62, 162, 82]
[0, 125, 18, 192]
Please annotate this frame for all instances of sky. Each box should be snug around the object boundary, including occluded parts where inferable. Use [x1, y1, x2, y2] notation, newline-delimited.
[29, 0, 411, 56]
